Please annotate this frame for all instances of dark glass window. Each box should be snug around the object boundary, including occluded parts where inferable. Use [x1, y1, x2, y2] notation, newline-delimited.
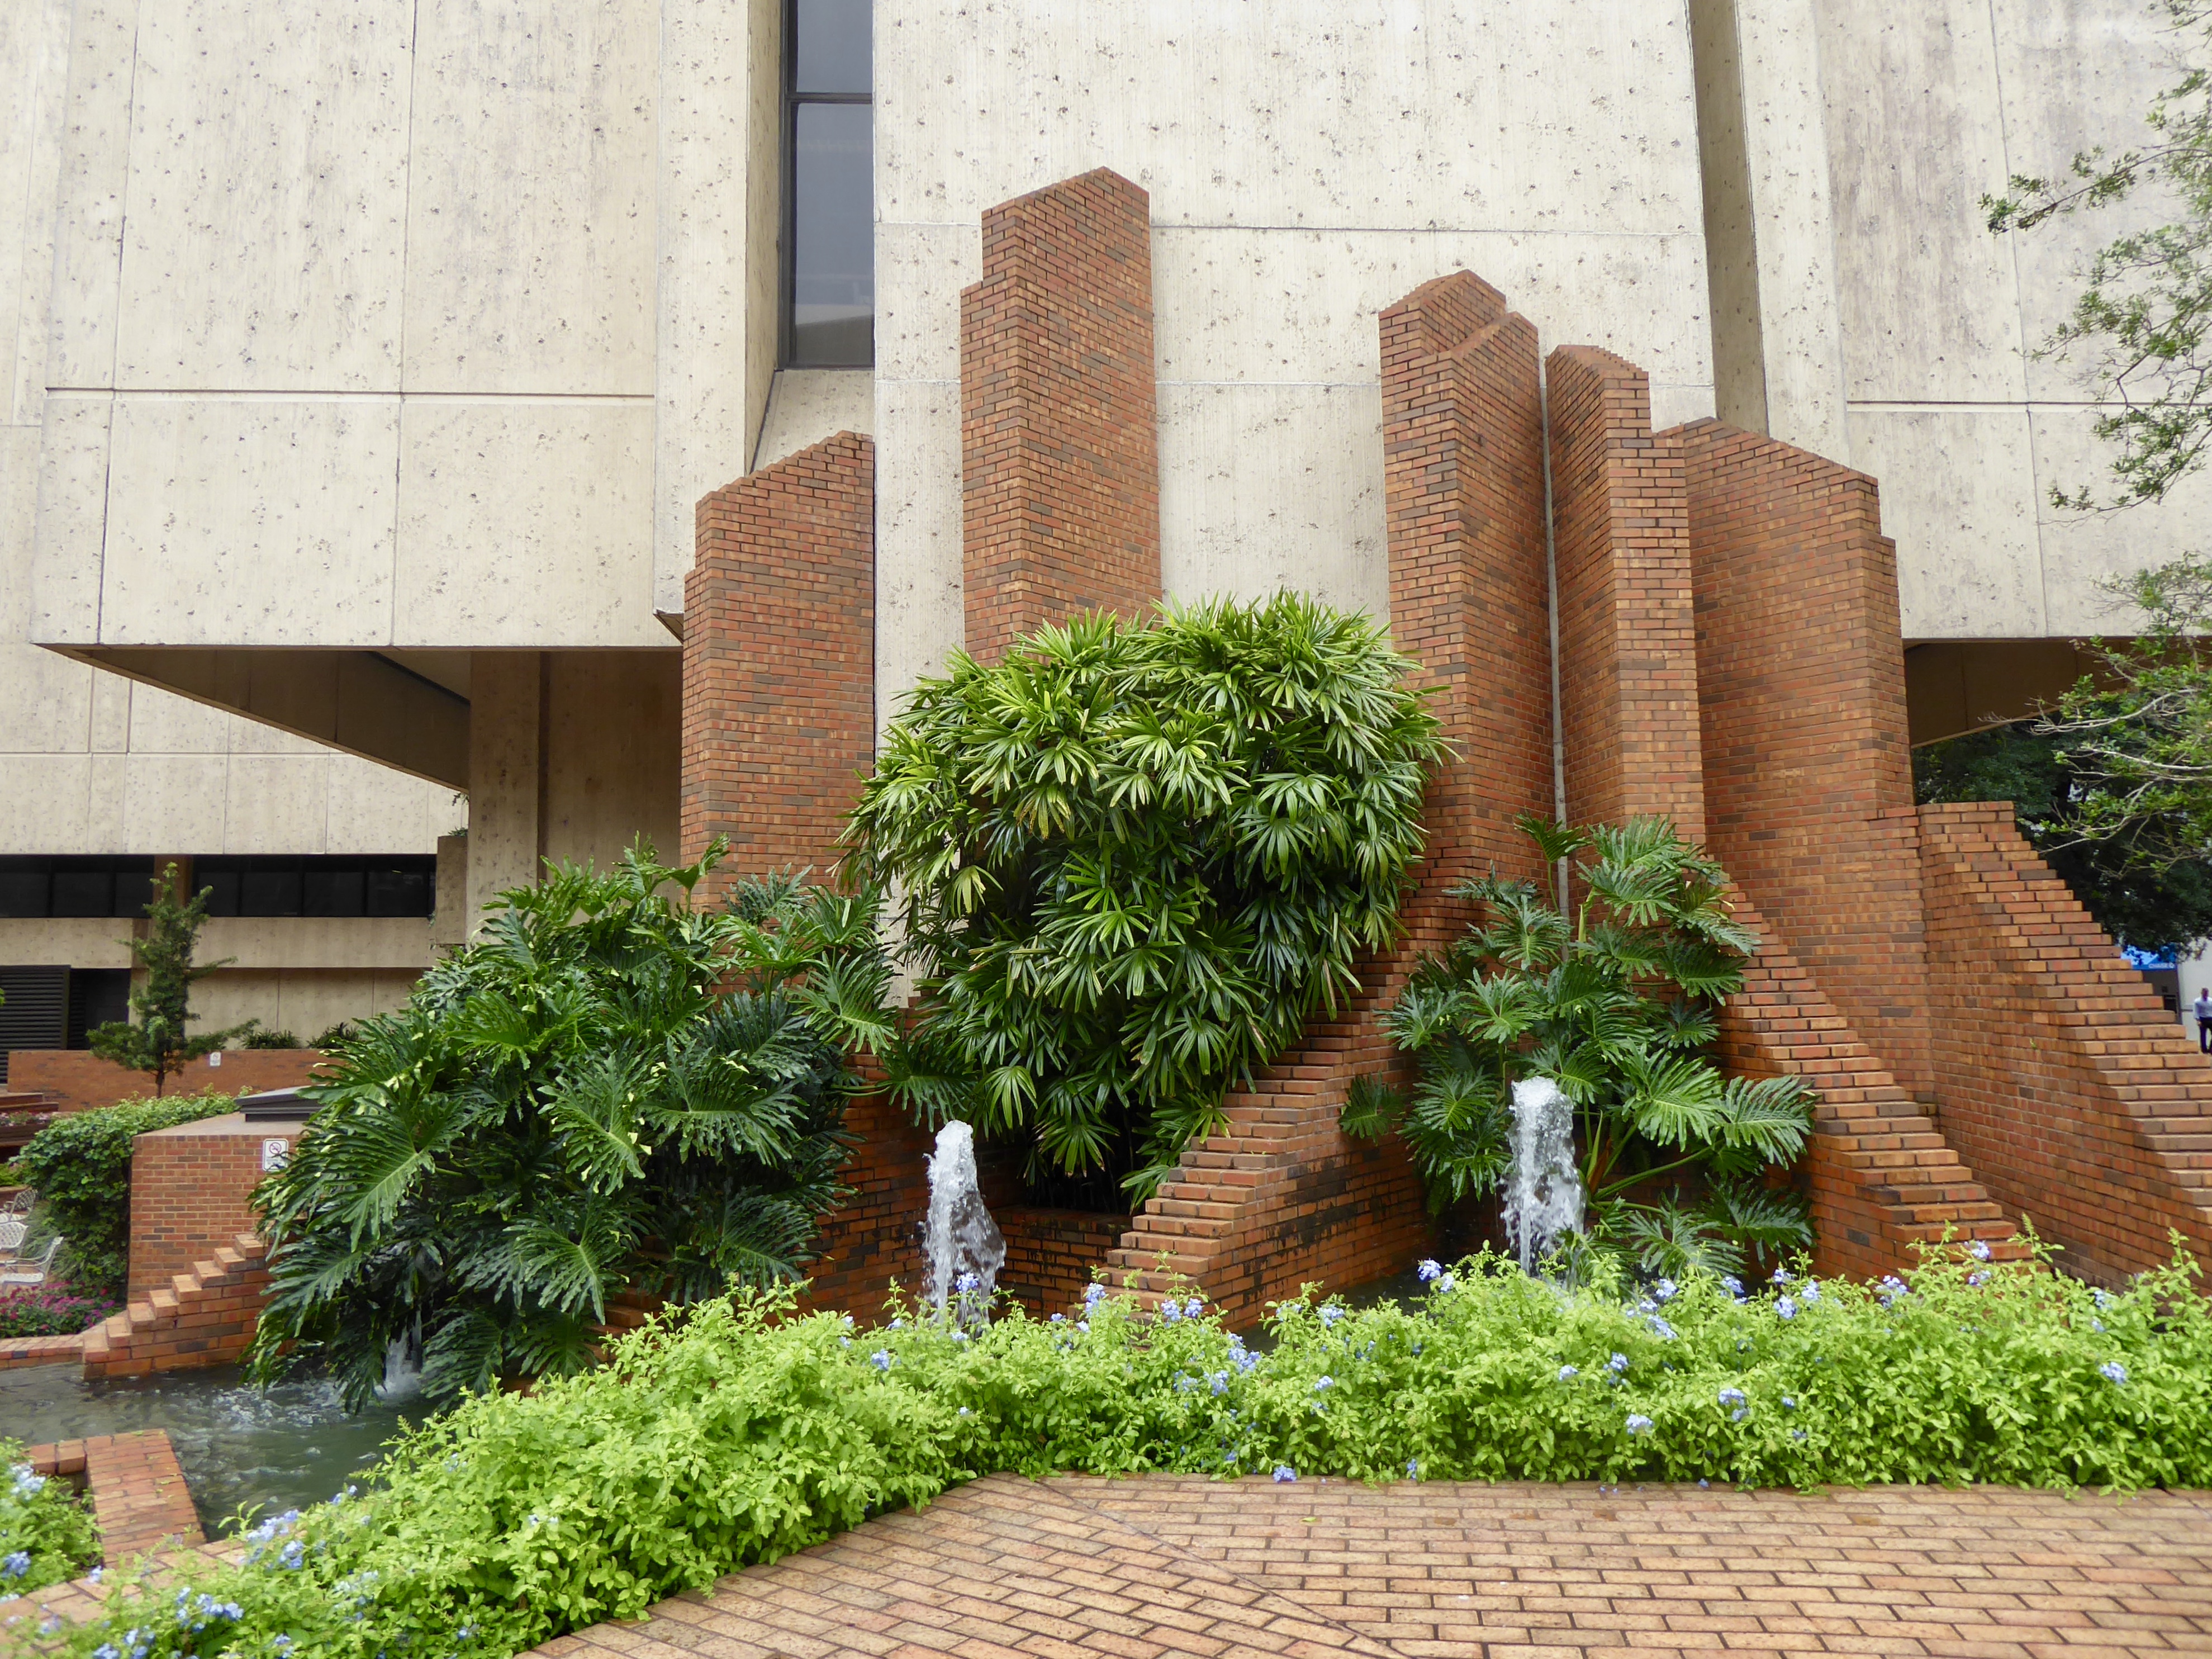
[786, 0, 872, 367]
[191, 857, 437, 919]
[0, 857, 158, 919]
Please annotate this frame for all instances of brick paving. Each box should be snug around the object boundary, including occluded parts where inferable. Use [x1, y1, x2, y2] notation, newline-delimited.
[530, 1473, 2212, 1659]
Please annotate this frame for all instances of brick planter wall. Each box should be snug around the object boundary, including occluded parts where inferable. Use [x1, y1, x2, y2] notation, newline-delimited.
[5, 1047, 328, 1113]
[128, 1112, 299, 1298]
[1918, 802, 2212, 1283]
[83, 1233, 270, 1378]
[23, 1431, 203, 1563]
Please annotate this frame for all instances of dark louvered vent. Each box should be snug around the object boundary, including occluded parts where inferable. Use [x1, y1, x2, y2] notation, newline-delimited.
[0, 965, 69, 1084]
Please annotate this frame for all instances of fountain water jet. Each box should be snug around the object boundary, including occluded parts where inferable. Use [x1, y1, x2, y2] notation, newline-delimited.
[923, 1121, 1005, 1321]
[1503, 1076, 1584, 1274]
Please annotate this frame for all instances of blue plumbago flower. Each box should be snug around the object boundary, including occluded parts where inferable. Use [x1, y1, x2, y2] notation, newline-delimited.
[86, 1569, 101, 1585]
[1184, 1297, 1204, 1320]
[1174, 1373, 1194, 1392]
[1781, 1396, 1797, 1411]
[1161, 1300, 1184, 1323]
[1799, 1282, 1820, 1305]
[955, 1271, 980, 1295]
[1720, 1276, 1744, 1298]
[957, 1406, 971, 1416]
[1878, 1276, 1909, 1302]
[1417, 1259, 1442, 1282]
[1717, 1387, 1746, 1407]
[1770, 1267, 1793, 1286]
[1698, 1478, 1711, 1489]
[951, 1329, 970, 1343]
[1653, 1278, 1678, 1304]
[1084, 1282, 1108, 1308]
[1076, 1319, 1090, 1333]
[1730, 1407, 1749, 1423]
[1607, 1352, 1630, 1374]
[1968, 1239, 1992, 1262]
[842, 1314, 855, 1328]
[1558, 1364, 1579, 1381]
[1967, 1271, 1990, 1287]
[39, 1617, 60, 1636]
[1318, 1305, 1344, 1328]
[1314, 1375, 1334, 1391]
[1406, 1459, 1421, 1478]
[93, 1646, 119, 1659]
[1435, 1272, 1458, 1293]
[272, 1638, 296, 1655]
[2100, 1361, 2129, 1386]
[1792, 1428, 1809, 1443]
[1646, 1316, 1677, 1341]
[0, 1554, 27, 1581]
[10, 1470, 44, 1500]
[1050, 1313, 1065, 1324]
[1272, 1466, 1298, 1483]
[1776, 1296, 1799, 1321]
[839, 1335, 853, 1348]
[2094, 1288, 2113, 1309]
[1230, 1346, 1260, 1374]
[1635, 1297, 1658, 1314]
[1625, 1414, 1654, 1435]
[870, 1349, 894, 1371]
[1209, 1371, 1230, 1396]
[2092, 1319, 2106, 1334]
[278, 1538, 306, 1570]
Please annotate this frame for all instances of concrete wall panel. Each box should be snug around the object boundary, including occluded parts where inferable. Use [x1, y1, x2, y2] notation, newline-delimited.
[871, 377, 963, 734]
[44, 0, 138, 392]
[113, 2, 411, 392]
[98, 398, 398, 646]
[392, 401, 661, 647]
[27, 392, 111, 644]
[118, 751, 230, 852]
[402, 0, 656, 397]
[2, 0, 69, 428]
[1850, 405, 2041, 639]
[753, 368, 873, 471]
[2030, 406, 2212, 637]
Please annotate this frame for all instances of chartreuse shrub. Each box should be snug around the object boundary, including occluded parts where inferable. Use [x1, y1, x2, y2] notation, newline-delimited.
[1346, 816, 1815, 1276]
[0, 1440, 101, 1601]
[12, 1089, 240, 1296]
[250, 845, 892, 1411]
[44, 1241, 2212, 1659]
[851, 595, 1444, 1198]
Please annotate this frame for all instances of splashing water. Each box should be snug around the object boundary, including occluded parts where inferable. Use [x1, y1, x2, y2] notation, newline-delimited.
[923, 1121, 1005, 1321]
[1503, 1076, 1584, 1274]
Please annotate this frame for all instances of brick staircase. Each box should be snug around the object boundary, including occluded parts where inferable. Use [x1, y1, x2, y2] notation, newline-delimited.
[81, 1233, 270, 1379]
[1717, 896, 2018, 1282]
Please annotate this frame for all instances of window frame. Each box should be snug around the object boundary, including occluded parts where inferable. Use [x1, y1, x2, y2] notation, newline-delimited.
[781, 0, 874, 369]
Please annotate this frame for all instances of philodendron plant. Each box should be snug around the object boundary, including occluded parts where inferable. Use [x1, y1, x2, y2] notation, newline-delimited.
[1344, 815, 1815, 1278]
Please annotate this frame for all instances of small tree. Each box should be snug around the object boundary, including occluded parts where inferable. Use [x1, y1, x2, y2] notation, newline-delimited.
[88, 862, 254, 1094]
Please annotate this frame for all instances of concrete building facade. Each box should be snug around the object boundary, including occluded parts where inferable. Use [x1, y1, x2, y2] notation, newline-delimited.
[3, 0, 2207, 1059]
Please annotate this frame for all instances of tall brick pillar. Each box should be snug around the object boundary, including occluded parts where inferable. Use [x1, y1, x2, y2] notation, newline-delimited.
[1677, 421, 1935, 1101]
[1380, 272, 1555, 889]
[681, 432, 876, 902]
[962, 168, 1161, 661]
[1544, 347, 1705, 840]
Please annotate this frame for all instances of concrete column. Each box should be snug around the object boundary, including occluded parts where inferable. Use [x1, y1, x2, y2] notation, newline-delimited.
[465, 652, 544, 928]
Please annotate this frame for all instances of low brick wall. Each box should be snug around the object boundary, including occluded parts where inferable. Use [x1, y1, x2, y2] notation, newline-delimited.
[5, 1047, 330, 1113]
[23, 1430, 203, 1563]
[997, 1207, 1127, 1316]
[129, 1112, 301, 1298]
[85, 1234, 270, 1378]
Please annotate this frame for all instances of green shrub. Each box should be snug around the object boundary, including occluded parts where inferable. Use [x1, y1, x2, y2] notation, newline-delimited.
[250, 844, 893, 1410]
[11, 1091, 240, 1295]
[242, 1028, 301, 1050]
[851, 595, 1444, 1197]
[307, 1022, 355, 1050]
[1347, 817, 1814, 1277]
[0, 1439, 102, 1599]
[0, 1288, 118, 1338]
[44, 1240, 2212, 1659]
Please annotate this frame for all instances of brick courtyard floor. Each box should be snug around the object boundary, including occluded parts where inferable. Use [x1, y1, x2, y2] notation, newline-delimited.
[531, 1473, 2212, 1659]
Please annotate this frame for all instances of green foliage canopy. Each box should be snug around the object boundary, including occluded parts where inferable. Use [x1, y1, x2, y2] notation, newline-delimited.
[1348, 817, 1815, 1278]
[849, 595, 1444, 1197]
[12, 1088, 239, 1295]
[249, 845, 894, 1410]
[46, 1243, 2212, 1659]
[88, 863, 255, 1093]
[1915, 717, 2212, 955]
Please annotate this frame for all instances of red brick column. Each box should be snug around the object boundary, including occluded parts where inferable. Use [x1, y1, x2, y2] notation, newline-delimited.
[681, 433, 876, 900]
[1544, 347, 1704, 840]
[1917, 802, 2212, 1283]
[1381, 272, 1555, 884]
[1678, 421, 1935, 1101]
[962, 168, 1161, 661]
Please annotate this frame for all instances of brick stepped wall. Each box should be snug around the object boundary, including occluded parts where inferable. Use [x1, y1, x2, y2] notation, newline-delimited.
[961, 168, 1160, 662]
[25, 1431, 204, 1564]
[1679, 419, 1935, 1101]
[83, 1233, 269, 1379]
[129, 1112, 299, 1297]
[1919, 802, 2212, 1283]
[1717, 896, 2018, 1282]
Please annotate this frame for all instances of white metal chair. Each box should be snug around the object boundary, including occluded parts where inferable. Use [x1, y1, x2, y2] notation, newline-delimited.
[0, 1235, 62, 1287]
[0, 1215, 25, 1257]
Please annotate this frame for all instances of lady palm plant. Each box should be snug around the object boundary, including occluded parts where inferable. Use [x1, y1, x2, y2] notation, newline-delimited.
[851, 594, 1444, 1201]
[249, 843, 893, 1409]
[1345, 816, 1815, 1277]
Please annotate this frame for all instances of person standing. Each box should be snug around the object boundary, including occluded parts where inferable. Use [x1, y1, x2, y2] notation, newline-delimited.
[2196, 987, 2212, 1054]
